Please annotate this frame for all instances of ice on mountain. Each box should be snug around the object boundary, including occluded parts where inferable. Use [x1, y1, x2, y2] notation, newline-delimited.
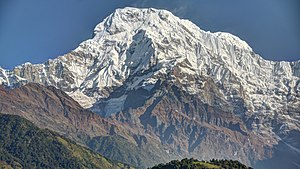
[0, 7, 299, 138]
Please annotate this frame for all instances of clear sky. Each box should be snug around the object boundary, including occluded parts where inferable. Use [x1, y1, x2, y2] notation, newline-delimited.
[0, 0, 299, 69]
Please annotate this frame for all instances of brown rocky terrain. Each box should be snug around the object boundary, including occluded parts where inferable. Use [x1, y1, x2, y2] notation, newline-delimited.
[0, 7, 299, 168]
[0, 81, 274, 168]
[0, 83, 175, 167]
[0, 83, 111, 140]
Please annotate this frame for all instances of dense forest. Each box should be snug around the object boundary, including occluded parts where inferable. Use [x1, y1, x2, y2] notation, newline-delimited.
[150, 158, 253, 169]
[0, 114, 132, 169]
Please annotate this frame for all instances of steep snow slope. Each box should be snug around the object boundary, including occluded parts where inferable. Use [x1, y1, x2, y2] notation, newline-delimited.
[0, 7, 299, 167]
[1, 7, 299, 131]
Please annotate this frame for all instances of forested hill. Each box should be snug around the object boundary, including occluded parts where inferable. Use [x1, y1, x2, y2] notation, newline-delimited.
[150, 158, 253, 169]
[0, 114, 133, 169]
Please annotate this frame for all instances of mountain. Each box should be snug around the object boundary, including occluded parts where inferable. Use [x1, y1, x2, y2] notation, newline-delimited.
[0, 83, 173, 168]
[0, 82, 254, 168]
[0, 82, 113, 142]
[0, 114, 132, 169]
[0, 7, 299, 168]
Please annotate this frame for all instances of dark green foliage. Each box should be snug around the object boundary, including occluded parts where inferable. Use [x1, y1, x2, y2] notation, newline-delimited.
[0, 114, 78, 168]
[150, 158, 253, 169]
[209, 159, 253, 169]
[0, 114, 130, 169]
[89, 135, 146, 167]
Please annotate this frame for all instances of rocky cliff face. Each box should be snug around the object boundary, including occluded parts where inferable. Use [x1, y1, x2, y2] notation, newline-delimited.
[0, 83, 111, 141]
[0, 7, 299, 168]
[0, 83, 175, 167]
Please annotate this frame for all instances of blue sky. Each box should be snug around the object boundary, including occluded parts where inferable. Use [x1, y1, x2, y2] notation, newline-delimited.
[0, 0, 299, 69]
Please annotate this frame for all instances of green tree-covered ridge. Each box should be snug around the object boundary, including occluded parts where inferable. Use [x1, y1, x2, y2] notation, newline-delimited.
[150, 158, 253, 169]
[0, 114, 132, 169]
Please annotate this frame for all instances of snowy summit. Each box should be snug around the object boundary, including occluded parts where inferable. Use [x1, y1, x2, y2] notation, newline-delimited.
[0, 7, 299, 143]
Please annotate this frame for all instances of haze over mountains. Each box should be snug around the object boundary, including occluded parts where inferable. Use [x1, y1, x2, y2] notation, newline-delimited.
[0, 7, 299, 169]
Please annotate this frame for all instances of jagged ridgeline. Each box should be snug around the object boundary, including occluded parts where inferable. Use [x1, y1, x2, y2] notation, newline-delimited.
[0, 114, 133, 169]
[0, 7, 299, 169]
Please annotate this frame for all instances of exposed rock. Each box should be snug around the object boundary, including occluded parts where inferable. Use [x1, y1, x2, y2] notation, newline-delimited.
[0, 7, 299, 168]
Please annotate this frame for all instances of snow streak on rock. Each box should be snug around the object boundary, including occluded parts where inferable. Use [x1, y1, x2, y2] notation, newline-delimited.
[0, 7, 299, 163]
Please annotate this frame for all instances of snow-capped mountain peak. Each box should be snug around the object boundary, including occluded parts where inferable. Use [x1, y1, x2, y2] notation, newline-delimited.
[1, 7, 300, 167]
[0, 7, 299, 136]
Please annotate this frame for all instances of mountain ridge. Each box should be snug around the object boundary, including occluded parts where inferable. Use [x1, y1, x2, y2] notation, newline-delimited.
[0, 113, 133, 169]
[0, 7, 299, 168]
[1, 7, 298, 137]
[0, 83, 176, 168]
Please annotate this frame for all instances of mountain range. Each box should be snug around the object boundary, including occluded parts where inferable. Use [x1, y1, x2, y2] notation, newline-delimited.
[0, 7, 299, 168]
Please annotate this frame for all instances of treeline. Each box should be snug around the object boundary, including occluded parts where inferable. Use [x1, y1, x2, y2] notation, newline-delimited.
[209, 159, 252, 169]
[151, 158, 253, 169]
